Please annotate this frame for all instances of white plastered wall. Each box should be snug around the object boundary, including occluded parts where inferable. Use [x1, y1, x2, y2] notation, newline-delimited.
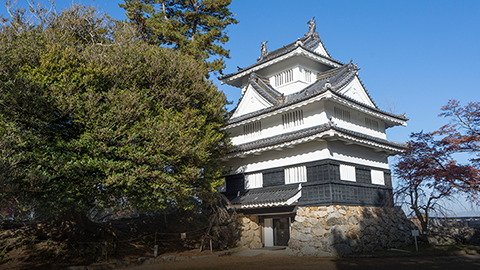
[327, 140, 390, 169]
[229, 100, 329, 146]
[325, 101, 387, 139]
[226, 140, 389, 175]
[313, 41, 329, 57]
[227, 141, 329, 174]
[266, 64, 321, 96]
[336, 76, 375, 107]
[232, 84, 273, 118]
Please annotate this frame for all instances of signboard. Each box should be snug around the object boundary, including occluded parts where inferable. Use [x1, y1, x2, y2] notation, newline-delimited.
[411, 229, 420, 251]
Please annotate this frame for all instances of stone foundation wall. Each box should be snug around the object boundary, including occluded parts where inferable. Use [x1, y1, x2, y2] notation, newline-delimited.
[428, 220, 480, 246]
[288, 205, 415, 256]
[238, 214, 262, 249]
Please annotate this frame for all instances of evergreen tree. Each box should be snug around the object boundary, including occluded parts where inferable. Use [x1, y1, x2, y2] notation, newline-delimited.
[120, 0, 237, 73]
[0, 5, 228, 221]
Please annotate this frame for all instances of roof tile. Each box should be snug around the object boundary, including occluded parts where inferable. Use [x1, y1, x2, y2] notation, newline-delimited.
[231, 184, 300, 206]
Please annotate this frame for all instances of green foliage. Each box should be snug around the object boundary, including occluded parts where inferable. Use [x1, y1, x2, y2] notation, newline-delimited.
[0, 5, 228, 221]
[120, 0, 238, 73]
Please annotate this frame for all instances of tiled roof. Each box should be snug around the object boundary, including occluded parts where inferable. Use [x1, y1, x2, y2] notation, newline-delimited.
[229, 123, 406, 154]
[232, 124, 331, 153]
[231, 183, 300, 207]
[333, 125, 406, 149]
[249, 73, 284, 105]
[226, 63, 407, 126]
[258, 33, 327, 63]
[227, 63, 348, 124]
[329, 87, 408, 121]
[303, 32, 333, 57]
[226, 73, 284, 118]
[219, 32, 343, 81]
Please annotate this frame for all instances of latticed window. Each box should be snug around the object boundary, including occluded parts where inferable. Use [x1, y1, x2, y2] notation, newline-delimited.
[243, 120, 261, 137]
[284, 165, 307, 184]
[245, 173, 263, 189]
[365, 117, 379, 130]
[339, 164, 356, 182]
[371, 170, 385, 185]
[282, 109, 304, 128]
[274, 69, 294, 86]
[263, 170, 284, 186]
[304, 69, 313, 82]
[334, 107, 351, 121]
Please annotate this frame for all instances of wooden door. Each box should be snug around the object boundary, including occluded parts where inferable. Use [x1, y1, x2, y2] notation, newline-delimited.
[273, 217, 290, 246]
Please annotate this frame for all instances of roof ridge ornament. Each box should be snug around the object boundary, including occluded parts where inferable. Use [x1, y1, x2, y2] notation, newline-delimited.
[323, 80, 332, 90]
[258, 41, 268, 61]
[306, 17, 316, 36]
[347, 60, 360, 72]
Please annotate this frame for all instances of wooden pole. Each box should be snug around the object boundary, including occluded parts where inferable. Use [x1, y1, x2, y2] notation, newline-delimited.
[153, 232, 158, 257]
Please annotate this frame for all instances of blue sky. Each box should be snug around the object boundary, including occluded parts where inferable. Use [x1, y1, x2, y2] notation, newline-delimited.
[2, 0, 479, 215]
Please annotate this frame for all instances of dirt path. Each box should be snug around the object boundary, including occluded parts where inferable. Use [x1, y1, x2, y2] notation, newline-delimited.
[121, 254, 480, 270]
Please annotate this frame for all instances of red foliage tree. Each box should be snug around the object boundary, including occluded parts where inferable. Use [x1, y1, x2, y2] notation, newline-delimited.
[395, 130, 480, 234]
[438, 99, 480, 166]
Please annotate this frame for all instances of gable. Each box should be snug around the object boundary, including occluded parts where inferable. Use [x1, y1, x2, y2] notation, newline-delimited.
[337, 76, 375, 107]
[313, 42, 330, 57]
[231, 84, 273, 118]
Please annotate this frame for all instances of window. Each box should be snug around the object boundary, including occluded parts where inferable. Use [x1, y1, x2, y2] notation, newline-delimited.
[371, 170, 385, 185]
[243, 120, 261, 137]
[304, 69, 313, 82]
[334, 107, 351, 121]
[245, 173, 263, 189]
[355, 167, 371, 184]
[274, 69, 294, 86]
[284, 165, 307, 184]
[339, 164, 356, 182]
[365, 117, 379, 130]
[282, 110, 304, 128]
[263, 170, 284, 186]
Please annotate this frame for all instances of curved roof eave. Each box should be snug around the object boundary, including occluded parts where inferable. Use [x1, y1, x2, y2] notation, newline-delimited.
[219, 46, 344, 84]
[224, 64, 408, 128]
[226, 124, 405, 159]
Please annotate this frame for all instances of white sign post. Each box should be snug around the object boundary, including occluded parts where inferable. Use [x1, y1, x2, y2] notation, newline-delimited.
[411, 229, 419, 252]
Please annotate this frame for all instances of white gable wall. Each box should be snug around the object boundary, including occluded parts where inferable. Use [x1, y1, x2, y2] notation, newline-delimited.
[313, 42, 329, 57]
[232, 84, 273, 118]
[337, 76, 375, 107]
